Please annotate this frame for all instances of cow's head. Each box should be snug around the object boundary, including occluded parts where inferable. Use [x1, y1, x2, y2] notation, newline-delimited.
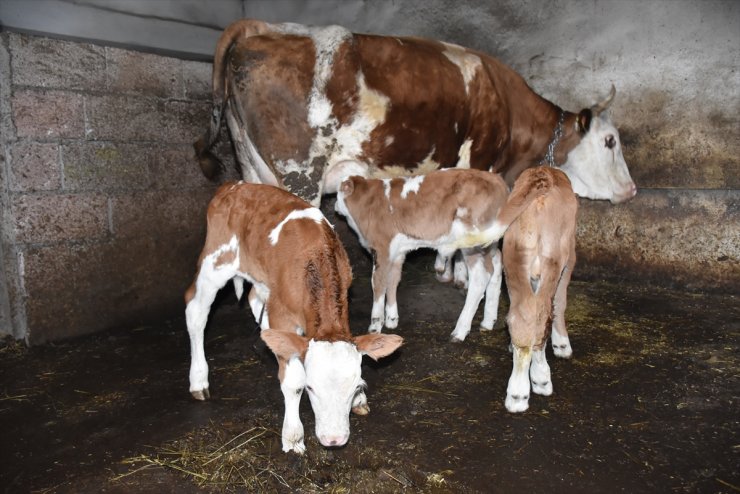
[559, 86, 637, 203]
[262, 330, 403, 448]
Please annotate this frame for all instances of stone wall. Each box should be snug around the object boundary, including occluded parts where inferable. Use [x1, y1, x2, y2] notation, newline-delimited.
[0, 33, 236, 343]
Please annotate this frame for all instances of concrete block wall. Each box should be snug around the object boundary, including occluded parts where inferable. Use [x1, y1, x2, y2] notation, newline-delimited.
[0, 33, 237, 343]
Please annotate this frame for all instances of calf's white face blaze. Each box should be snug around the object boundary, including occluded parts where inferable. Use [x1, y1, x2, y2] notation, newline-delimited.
[304, 340, 363, 447]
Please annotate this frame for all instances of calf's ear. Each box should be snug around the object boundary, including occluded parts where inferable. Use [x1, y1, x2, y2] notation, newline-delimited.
[354, 333, 404, 360]
[261, 329, 309, 361]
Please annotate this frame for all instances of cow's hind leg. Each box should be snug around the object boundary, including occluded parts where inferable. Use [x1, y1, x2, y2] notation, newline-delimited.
[185, 265, 235, 400]
[450, 249, 490, 342]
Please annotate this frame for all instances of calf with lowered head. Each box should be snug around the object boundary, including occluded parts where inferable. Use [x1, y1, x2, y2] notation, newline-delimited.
[185, 182, 403, 453]
[502, 167, 578, 413]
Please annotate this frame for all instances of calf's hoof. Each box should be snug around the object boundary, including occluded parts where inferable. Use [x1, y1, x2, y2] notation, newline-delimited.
[479, 320, 495, 331]
[505, 394, 530, 413]
[449, 333, 466, 343]
[352, 403, 370, 415]
[368, 318, 383, 333]
[435, 271, 453, 283]
[191, 388, 210, 401]
[552, 343, 573, 359]
[532, 380, 553, 396]
[385, 316, 399, 329]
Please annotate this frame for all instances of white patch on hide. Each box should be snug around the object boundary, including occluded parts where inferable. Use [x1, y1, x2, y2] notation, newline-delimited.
[442, 42, 482, 95]
[269, 207, 327, 245]
[456, 138, 473, 169]
[400, 175, 425, 199]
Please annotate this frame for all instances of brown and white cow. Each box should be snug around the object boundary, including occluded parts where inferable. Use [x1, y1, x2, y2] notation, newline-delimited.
[501, 167, 578, 413]
[184, 182, 403, 453]
[194, 18, 636, 208]
[334, 165, 555, 342]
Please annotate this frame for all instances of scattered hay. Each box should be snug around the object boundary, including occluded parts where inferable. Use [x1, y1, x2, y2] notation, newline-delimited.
[112, 425, 297, 491]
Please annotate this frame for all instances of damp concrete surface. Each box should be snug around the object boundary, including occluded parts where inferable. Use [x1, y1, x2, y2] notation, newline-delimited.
[1, 251, 738, 493]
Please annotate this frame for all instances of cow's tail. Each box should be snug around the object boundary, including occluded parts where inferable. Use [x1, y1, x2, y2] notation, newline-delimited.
[193, 19, 272, 179]
[483, 167, 555, 243]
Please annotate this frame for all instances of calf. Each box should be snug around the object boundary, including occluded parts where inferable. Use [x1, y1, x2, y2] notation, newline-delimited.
[502, 167, 578, 413]
[185, 182, 403, 453]
[335, 165, 555, 342]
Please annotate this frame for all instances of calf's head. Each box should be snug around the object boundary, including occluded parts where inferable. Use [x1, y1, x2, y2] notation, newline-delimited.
[262, 329, 403, 448]
[560, 86, 637, 204]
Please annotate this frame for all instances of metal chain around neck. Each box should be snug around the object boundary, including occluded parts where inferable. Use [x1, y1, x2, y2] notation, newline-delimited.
[541, 110, 565, 167]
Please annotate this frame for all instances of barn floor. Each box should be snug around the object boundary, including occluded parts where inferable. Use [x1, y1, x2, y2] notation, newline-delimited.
[1, 251, 738, 494]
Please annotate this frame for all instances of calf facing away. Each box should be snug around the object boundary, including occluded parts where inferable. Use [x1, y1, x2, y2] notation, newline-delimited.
[185, 182, 403, 453]
[335, 165, 555, 341]
[502, 167, 578, 412]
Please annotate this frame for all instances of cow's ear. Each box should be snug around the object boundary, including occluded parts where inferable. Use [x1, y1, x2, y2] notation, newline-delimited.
[261, 329, 308, 361]
[576, 108, 592, 134]
[354, 333, 403, 360]
[340, 178, 355, 196]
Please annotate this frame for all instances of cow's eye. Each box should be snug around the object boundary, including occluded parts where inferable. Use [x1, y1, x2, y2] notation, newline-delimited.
[605, 135, 616, 149]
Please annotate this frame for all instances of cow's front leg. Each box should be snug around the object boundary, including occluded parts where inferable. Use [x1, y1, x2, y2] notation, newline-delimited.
[530, 346, 553, 396]
[279, 357, 307, 454]
[481, 248, 503, 331]
[383, 255, 405, 329]
[450, 249, 490, 342]
[369, 250, 390, 333]
[506, 345, 532, 413]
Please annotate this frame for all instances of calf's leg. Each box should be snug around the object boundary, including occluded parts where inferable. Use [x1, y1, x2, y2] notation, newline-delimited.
[551, 250, 575, 359]
[506, 344, 532, 413]
[450, 248, 491, 342]
[481, 247, 503, 330]
[278, 357, 307, 454]
[369, 250, 391, 333]
[530, 346, 552, 396]
[383, 255, 405, 329]
[185, 268, 234, 400]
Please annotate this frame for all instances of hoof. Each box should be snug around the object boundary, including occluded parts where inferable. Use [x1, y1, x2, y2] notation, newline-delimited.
[385, 316, 399, 329]
[352, 403, 370, 415]
[435, 272, 453, 283]
[449, 334, 465, 343]
[505, 394, 530, 413]
[191, 388, 210, 401]
[532, 380, 553, 396]
[479, 321, 495, 331]
[552, 344, 573, 359]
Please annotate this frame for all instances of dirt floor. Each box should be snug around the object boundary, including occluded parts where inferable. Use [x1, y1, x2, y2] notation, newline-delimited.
[1, 251, 738, 493]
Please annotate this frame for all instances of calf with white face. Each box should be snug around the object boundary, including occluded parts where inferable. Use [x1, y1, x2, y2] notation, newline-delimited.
[185, 182, 403, 453]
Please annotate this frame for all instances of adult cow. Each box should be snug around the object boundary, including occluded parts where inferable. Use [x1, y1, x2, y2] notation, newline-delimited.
[194, 19, 636, 207]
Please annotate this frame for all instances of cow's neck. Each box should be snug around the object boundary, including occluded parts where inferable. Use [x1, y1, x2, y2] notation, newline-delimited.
[501, 96, 582, 185]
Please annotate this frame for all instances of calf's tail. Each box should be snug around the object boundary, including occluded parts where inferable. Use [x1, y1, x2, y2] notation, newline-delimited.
[489, 166, 555, 239]
[193, 19, 272, 179]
